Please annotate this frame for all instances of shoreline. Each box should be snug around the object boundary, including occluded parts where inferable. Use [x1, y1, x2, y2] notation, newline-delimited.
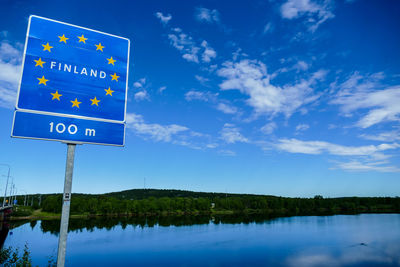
[9, 209, 400, 221]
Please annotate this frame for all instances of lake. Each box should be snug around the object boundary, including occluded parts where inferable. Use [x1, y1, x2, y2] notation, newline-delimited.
[3, 214, 400, 266]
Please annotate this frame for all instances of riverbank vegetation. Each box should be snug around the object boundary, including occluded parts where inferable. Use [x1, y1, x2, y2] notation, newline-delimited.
[4, 189, 400, 220]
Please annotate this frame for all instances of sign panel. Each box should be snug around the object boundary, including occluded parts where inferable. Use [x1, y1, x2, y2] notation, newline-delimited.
[12, 15, 130, 146]
[12, 111, 125, 146]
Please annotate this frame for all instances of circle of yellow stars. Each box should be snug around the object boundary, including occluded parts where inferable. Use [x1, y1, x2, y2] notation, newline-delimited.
[34, 32, 122, 109]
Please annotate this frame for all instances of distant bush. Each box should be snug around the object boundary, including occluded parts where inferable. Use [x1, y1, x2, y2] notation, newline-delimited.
[12, 206, 34, 217]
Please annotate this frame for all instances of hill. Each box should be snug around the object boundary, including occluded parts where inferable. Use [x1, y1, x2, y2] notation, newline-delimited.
[104, 188, 265, 200]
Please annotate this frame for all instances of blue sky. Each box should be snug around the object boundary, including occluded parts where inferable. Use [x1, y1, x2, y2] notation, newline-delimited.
[0, 0, 399, 197]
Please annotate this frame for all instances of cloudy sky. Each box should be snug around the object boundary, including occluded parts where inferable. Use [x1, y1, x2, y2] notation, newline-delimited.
[0, 0, 399, 197]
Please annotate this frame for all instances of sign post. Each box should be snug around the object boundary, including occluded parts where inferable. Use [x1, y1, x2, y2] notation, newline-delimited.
[57, 144, 75, 267]
[12, 15, 130, 266]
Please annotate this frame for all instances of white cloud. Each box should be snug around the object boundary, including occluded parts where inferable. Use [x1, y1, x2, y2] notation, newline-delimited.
[185, 90, 216, 102]
[218, 149, 236, 156]
[126, 113, 188, 142]
[182, 51, 199, 63]
[134, 91, 149, 101]
[168, 33, 200, 63]
[133, 78, 146, 88]
[261, 122, 277, 134]
[220, 123, 248, 144]
[167, 32, 200, 63]
[201, 40, 217, 63]
[263, 22, 273, 34]
[159, 86, 167, 93]
[126, 113, 218, 150]
[276, 138, 400, 172]
[296, 123, 310, 132]
[206, 143, 218, 149]
[328, 124, 337, 129]
[217, 59, 325, 118]
[155, 12, 172, 25]
[336, 161, 400, 172]
[185, 90, 237, 115]
[133, 82, 142, 88]
[360, 131, 400, 142]
[216, 103, 237, 114]
[195, 75, 209, 84]
[0, 41, 22, 108]
[195, 7, 220, 24]
[276, 138, 399, 156]
[331, 72, 400, 128]
[294, 61, 309, 71]
[280, 0, 335, 32]
[167, 34, 216, 63]
[159, 18, 216, 64]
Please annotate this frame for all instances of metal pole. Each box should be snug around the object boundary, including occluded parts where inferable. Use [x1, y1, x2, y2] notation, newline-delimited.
[57, 144, 76, 267]
[8, 177, 13, 206]
[13, 187, 17, 205]
[11, 185, 15, 205]
[12, 185, 15, 205]
[9, 183, 13, 206]
[0, 164, 10, 207]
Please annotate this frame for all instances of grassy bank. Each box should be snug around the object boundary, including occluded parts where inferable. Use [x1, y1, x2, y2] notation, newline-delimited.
[10, 205, 399, 221]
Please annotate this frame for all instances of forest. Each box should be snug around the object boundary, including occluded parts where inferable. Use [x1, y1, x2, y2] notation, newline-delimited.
[5, 189, 400, 218]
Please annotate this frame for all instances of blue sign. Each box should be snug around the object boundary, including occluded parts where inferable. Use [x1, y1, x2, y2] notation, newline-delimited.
[12, 111, 125, 146]
[12, 15, 130, 146]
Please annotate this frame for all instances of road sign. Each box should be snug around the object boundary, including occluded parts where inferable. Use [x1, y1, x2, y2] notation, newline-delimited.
[12, 111, 125, 145]
[12, 15, 130, 146]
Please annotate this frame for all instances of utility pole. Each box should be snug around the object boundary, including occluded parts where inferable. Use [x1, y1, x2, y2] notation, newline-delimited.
[0, 164, 10, 207]
[13, 187, 17, 205]
[21, 190, 27, 206]
[12, 185, 16, 205]
[8, 176, 14, 205]
[9, 183, 14, 206]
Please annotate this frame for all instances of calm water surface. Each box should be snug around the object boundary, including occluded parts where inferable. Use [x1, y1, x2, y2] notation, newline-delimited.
[4, 214, 400, 266]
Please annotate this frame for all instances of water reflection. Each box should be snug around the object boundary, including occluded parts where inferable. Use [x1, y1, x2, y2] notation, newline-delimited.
[4, 214, 400, 267]
[35, 213, 282, 235]
[286, 243, 400, 267]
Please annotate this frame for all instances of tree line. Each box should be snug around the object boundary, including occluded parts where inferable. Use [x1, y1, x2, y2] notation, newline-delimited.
[7, 190, 400, 217]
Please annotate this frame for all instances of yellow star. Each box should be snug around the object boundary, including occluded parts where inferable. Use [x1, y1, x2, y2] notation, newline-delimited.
[111, 73, 119, 81]
[42, 42, 53, 52]
[34, 57, 45, 68]
[58, 34, 69, 43]
[51, 91, 62, 101]
[71, 98, 81, 108]
[90, 96, 100, 106]
[78, 34, 88, 43]
[37, 76, 49, 85]
[105, 87, 114, 96]
[95, 43, 104, 52]
[107, 56, 116, 65]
